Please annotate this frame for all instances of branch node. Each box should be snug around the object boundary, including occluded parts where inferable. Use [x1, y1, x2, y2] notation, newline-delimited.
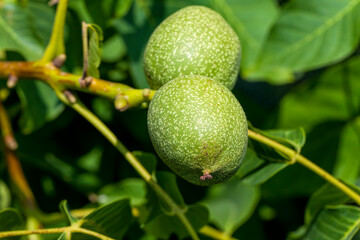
[4, 135, 18, 150]
[63, 90, 77, 104]
[114, 95, 129, 112]
[52, 54, 67, 68]
[140, 102, 149, 109]
[7, 74, 18, 89]
[84, 76, 93, 86]
[288, 154, 297, 165]
[143, 88, 151, 98]
[79, 76, 93, 88]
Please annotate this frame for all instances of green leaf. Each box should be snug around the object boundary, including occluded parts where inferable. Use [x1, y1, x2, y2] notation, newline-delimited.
[137, 172, 182, 225]
[133, 0, 154, 27]
[249, 125, 306, 164]
[17, 81, 64, 134]
[0, 181, 11, 210]
[101, 35, 127, 62]
[0, 209, 24, 240]
[98, 178, 147, 206]
[236, 127, 305, 186]
[87, 23, 103, 79]
[138, 234, 157, 240]
[0, 1, 50, 62]
[288, 225, 308, 240]
[265, 128, 306, 153]
[68, 0, 93, 23]
[242, 163, 288, 185]
[154, 0, 211, 16]
[92, 97, 114, 122]
[78, 199, 133, 240]
[248, 0, 360, 84]
[277, 57, 360, 130]
[333, 118, 360, 183]
[113, 0, 157, 88]
[202, 179, 260, 234]
[115, 19, 150, 88]
[59, 200, 78, 225]
[261, 121, 346, 197]
[57, 233, 67, 240]
[273, 57, 360, 195]
[28, 1, 55, 46]
[144, 205, 208, 239]
[156, 171, 185, 208]
[210, 0, 279, 71]
[74, 173, 101, 189]
[0, 2, 43, 60]
[251, 124, 306, 152]
[115, 0, 133, 18]
[77, 147, 103, 173]
[305, 182, 360, 225]
[303, 205, 360, 240]
[236, 148, 288, 185]
[19, 152, 101, 191]
[132, 151, 157, 175]
[39, 153, 76, 182]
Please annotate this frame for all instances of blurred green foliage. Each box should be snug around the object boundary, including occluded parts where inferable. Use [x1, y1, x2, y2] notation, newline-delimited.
[1, 0, 360, 239]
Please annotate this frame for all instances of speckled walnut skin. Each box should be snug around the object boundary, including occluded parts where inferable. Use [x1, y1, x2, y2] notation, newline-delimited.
[147, 76, 248, 186]
[143, 6, 241, 90]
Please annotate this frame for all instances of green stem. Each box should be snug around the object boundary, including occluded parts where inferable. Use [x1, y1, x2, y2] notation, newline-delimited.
[0, 226, 113, 240]
[26, 217, 42, 240]
[40, 0, 68, 62]
[0, 227, 69, 239]
[73, 228, 114, 240]
[33, 207, 233, 240]
[248, 129, 360, 206]
[0, 61, 155, 110]
[54, 90, 200, 240]
[199, 225, 237, 240]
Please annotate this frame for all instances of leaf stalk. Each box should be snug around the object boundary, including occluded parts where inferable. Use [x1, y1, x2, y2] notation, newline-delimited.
[248, 129, 360, 206]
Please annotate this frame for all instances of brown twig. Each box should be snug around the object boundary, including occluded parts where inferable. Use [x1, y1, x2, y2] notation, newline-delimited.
[0, 98, 36, 208]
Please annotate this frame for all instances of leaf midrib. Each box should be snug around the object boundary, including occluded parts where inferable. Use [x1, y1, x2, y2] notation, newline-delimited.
[211, 0, 258, 49]
[265, 0, 360, 63]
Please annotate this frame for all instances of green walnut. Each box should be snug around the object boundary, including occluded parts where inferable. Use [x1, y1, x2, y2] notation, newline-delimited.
[143, 6, 241, 90]
[147, 75, 248, 186]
